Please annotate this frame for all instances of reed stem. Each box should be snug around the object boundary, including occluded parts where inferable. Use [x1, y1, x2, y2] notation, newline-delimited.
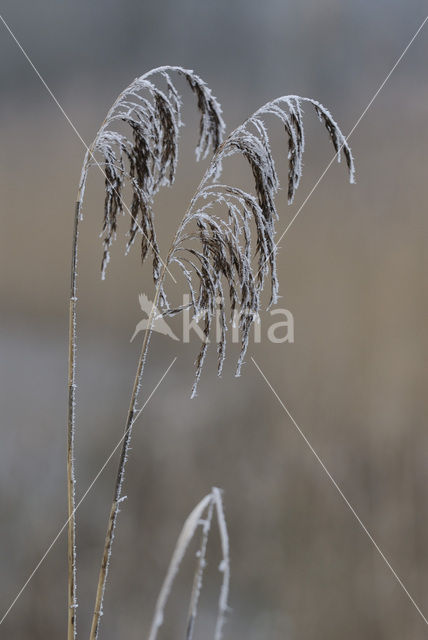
[88, 291, 159, 640]
[67, 201, 81, 640]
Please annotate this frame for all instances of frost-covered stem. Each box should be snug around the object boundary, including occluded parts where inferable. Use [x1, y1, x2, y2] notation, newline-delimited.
[67, 147, 94, 639]
[186, 500, 214, 640]
[67, 200, 80, 640]
[87, 212, 200, 640]
[87, 170, 219, 639]
[147, 493, 214, 640]
[212, 488, 230, 640]
[147, 487, 230, 640]
[88, 293, 159, 640]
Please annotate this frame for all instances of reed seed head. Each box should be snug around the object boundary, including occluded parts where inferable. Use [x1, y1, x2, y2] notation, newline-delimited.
[88, 69, 354, 397]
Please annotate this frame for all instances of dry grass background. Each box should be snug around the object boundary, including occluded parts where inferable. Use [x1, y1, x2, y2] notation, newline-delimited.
[1, 1, 428, 638]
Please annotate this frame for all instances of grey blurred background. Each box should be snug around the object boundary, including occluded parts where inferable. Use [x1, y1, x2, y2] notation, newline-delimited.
[1, 1, 428, 638]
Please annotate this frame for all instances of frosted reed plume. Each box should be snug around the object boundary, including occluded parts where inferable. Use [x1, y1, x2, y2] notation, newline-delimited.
[83, 66, 225, 283]
[69, 65, 353, 639]
[164, 96, 354, 396]
[68, 66, 224, 640]
[147, 488, 230, 640]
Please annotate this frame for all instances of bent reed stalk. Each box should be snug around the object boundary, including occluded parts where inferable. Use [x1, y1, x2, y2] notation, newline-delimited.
[146, 487, 230, 640]
[67, 65, 354, 639]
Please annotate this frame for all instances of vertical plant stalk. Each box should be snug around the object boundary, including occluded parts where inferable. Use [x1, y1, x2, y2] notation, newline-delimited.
[185, 499, 214, 640]
[66, 82, 141, 639]
[67, 162, 90, 639]
[88, 216, 194, 639]
[89, 297, 158, 640]
[89, 238, 182, 638]
[212, 488, 230, 640]
[185, 488, 230, 640]
[67, 200, 81, 640]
